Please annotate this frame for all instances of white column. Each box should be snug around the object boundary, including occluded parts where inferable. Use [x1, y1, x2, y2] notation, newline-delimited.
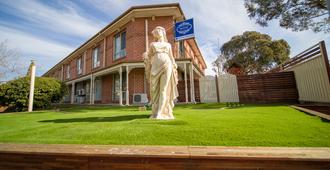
[184, 63, 188, 103]
[145, 19, 149, 51]
[190, 63, 195, 103]
[71, 82, 75, 104]
[90, 75, 93, 104]
[92, 77, 95, 104]
[144, 19, 149, 95]
[28, 61, 36, 112]
[119, 67, 123, 105]
[126, 66, 129, 105]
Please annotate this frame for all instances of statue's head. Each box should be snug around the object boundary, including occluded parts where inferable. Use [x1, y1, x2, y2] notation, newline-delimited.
[151, 26, 167, 42]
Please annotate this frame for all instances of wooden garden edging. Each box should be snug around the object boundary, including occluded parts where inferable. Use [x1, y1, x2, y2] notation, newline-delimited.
[0, 144, 329, 169]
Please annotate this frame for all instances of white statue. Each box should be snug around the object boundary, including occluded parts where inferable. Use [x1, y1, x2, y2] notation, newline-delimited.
[144, 26, 179, 120]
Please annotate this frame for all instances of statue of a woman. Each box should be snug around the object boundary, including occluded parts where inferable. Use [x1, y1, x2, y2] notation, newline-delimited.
[144, 26, 179, 120]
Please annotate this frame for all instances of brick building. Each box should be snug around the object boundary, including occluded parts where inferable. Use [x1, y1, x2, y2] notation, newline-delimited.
[43, 3, 207, 105]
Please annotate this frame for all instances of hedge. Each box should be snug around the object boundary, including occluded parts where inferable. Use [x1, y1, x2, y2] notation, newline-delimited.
[0, 77, 68, 111]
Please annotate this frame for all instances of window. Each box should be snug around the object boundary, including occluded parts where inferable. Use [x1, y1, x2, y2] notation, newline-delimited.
[76, 57, 82, 75]
[112, 73, 126, 100]
[113, 31, 126, 60]
[66, 65, 70, 79]
[179, 41, 185, 57]
[92, 47, 100, 68]
[94, 78, 102, 101]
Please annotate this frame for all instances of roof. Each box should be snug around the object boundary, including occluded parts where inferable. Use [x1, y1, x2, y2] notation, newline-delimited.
[43, 3, 206, 76]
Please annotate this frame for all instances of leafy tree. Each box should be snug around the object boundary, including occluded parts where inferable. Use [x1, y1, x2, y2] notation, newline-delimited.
[221, 31, 290, 74]
[0, 77, 68, 111]
[244, 0, 330, 33]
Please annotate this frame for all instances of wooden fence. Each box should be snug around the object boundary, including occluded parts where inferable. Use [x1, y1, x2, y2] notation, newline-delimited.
[270, 41, 330, 103]
[199, 41, 329, 104]
[237, 71, 298, 103]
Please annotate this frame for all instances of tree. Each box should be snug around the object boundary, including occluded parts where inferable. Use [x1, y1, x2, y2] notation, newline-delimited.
[0, 77, 68, 111]
[220, 31, 290, 75]
[212, 54, 226, 76]
[244, 0, 330, 33]
[0, 40, 26, 81]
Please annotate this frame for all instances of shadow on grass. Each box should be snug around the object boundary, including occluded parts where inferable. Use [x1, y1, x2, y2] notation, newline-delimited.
[39, 114, 149, 123]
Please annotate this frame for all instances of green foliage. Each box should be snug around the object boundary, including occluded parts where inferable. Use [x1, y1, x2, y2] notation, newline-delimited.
[0, 77, 68, 111]
[221, 31, 290, 74]
[244, 0, 329, 33]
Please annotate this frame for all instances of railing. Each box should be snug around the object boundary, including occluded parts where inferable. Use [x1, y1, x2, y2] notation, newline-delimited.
[269, 41, 324, 72]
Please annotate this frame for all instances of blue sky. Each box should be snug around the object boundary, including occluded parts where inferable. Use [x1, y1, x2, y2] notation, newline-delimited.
[0, 0, 329, 81]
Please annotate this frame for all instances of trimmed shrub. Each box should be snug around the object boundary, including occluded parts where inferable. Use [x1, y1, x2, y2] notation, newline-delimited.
[0, 77, 67, 111]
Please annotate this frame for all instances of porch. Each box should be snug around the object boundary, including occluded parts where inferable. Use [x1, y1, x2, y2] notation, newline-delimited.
[64, 61, 202, 105]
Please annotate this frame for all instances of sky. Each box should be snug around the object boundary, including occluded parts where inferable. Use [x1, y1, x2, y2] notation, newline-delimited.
[0, 0, 329, 81]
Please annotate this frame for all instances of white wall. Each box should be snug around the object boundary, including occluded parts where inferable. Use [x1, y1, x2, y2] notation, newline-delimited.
[287, 55, 330, 103]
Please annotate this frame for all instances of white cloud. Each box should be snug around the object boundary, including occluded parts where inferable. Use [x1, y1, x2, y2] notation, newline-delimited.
[0, 26, 73, 60]
[178, 0, 257, 75]
[179, 0, 329, 75]
[1, 0, 328, 78]
[1, 0, 105, 38]
[0, 25, 74, 77]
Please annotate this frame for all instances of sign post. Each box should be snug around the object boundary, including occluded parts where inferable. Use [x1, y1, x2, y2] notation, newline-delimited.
[28, 60, 36, 112]
[175, 18, 194, 41]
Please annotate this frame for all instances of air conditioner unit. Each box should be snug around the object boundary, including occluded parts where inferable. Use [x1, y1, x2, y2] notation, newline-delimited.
[133, 93, 148, 104]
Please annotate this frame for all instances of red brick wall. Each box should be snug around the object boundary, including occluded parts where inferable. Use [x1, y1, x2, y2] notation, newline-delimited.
[47, 15, 204, 103]
[105, 35, 113, 67]
[148, 16, 176, 57]
[132, 18, 146, 61]
[101, 74, 113, 104]
[48, 16, 180, 81]
[128, 68, 146, 103]
[70, 59, 77, 80]
[85, 49, 92, 74]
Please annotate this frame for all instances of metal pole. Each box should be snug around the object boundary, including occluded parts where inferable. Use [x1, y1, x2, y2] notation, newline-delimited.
[28, 61, 36, 112]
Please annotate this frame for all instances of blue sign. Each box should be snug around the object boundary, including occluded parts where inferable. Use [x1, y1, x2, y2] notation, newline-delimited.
[175, 18, 194, 41]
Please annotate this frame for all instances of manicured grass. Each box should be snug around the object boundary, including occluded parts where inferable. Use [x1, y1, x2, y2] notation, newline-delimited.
[0, 103, 329, 146]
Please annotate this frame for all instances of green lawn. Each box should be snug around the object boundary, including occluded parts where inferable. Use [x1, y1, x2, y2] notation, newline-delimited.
[0, 103, 329, 146]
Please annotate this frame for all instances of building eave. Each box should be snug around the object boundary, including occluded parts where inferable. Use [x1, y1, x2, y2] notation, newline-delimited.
[43, 3, 185, 77]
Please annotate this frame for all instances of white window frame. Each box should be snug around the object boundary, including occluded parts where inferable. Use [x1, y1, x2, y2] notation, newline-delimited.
[66, 65, 70, 79]
[113, 31, 126, 60]
[92, 47, 100, 69]
[77, 57, 82, 75]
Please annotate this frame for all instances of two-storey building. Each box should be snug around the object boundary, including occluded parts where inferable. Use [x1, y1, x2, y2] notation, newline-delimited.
[43, 3, 207, 105]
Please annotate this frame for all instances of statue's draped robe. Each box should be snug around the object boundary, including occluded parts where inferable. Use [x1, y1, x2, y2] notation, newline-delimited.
[146, 42, 178, 119]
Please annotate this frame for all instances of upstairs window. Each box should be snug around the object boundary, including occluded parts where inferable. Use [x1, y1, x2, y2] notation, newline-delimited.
[92, 46, 100, 68]
[113, 31, 126, 60]
[66, 64, 70, 79]
[76, 57, 82, 75]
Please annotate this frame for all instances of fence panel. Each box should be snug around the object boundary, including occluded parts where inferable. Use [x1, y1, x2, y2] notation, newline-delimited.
[218, 74, 239, 102]
[199, 76, 218, 103]
[286, 56, 330, 103]
[269, 41, 330, 103]
[237, 72, 298, 103]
